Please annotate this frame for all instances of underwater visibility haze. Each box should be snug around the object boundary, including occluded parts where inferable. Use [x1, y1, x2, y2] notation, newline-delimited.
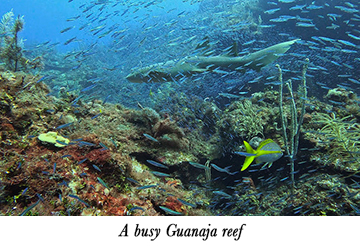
[1, 0, 360, 216]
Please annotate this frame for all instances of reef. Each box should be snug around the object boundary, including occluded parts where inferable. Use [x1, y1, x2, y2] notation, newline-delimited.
[1, 65, 360, 216]
[0, 71, 214, 216]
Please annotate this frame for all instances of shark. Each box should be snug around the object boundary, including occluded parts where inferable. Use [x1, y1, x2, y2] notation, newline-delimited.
[125, 39, 300, 83]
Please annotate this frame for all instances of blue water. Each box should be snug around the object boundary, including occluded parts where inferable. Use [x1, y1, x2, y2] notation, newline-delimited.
[1, 0, 358, 102]
[2, 0, 360, 216]
[0, 0, 199, 51]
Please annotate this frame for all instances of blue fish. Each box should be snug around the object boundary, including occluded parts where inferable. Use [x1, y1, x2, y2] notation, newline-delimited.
[103, 95, 111, 104]
[159, 206, 183, 215]
[36, 193, 45, 202]
[78, 158, 88, 164]
[99, 142, 108, 150]
[36, 76, 47, 83]
[78, 141, 96, 147]
[20, 200, 40, 216]
[126, 177, 140, 184]
[136, 184, 158, 190]
[56, 140, 69, 146]
[146, 160, 169, 169]
[188, 162, 207, 169]
[150, 171, 171, 177]
[129, 206, 145, 212]
[68, 194, 90, 207]
[110, 138, 117, 149]
[91, 113, 102, 120]
[177, 198, 196, 208]
[55, 122, 74, 130]
[143, 133, 158, 142]
[97, 177, 109, 189]
[93, 164, 102, 172]
[80, 84, 96, 92]
[22, 187, 29, 196]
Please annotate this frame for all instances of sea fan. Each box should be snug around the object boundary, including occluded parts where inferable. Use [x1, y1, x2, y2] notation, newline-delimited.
[0, 9, 14, 33]
[314, 112, 360, 168]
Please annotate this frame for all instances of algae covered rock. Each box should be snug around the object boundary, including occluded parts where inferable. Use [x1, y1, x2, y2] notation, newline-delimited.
[38, 131, 70, 147]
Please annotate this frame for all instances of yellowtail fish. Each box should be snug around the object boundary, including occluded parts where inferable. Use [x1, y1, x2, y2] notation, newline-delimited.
[235, 139, 283, 171]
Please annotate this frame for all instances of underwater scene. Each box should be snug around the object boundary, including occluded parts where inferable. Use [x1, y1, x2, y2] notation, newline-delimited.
[1, 0, 360, 216]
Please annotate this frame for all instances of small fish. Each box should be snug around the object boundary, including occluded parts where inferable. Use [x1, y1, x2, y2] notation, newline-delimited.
[136, 184, 158, 190]
[97, 177, 109, 189]
[78, 158, 88, 164]
[143, 133, 158, 142]
[56, 140, 69, 146]
[61, 154, 72, 158]
[110, 138, 117, 149]
[129, 206, 145, 212]
[103, 95, 111, 104]
[20, 200, 40, 216]
[55, 122, 74, 130]
[159, 206, 183, 215]
[99, 142, 108, 150]
[36, 76, 47, 83]
[93, 164, 101, 172]
[91, 113, 102, 120]
[64, 37, 77, 45]
[150, 171, 171, 177]
[210, 163, 229, 173]
[22, 187, 29, 196]
[177, 198, 196, 208]
[146, 160, 169, 169]
[60, 26, 74, 33]
[68, 194, 90, 207]
[212, 190, 232, 199]
[126, 177, 140, 184]
[188, 161, 207, 169]
[53, 163, 56, 173]
[80, 84, 97, 92]
[78, 141, 96, 146]
[36, 193, 45, 202]
[238, 139, 283, 171]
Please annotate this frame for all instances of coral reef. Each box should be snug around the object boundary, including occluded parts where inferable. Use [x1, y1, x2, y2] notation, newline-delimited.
[0, 71, 213, 216]
[216, 99, 267, 150]
[0, 10, 43, 72]
[1, 61, 360, 216]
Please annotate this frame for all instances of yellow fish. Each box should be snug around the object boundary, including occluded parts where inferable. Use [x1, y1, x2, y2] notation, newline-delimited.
[235, 139, 283, 171]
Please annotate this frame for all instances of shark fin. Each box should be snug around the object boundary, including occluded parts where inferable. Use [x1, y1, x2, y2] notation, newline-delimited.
[195, 36, 216, 56]
[225, 41, 238, 57]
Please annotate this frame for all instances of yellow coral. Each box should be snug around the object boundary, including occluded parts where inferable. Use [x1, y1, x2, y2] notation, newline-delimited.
[37, 131, 70, 147]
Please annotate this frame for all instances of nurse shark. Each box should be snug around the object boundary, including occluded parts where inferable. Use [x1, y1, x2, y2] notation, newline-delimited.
[126, 39, 299, 83]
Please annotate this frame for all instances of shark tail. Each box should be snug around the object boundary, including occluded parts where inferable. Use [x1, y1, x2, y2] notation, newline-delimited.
[240, 39, 300, 72]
